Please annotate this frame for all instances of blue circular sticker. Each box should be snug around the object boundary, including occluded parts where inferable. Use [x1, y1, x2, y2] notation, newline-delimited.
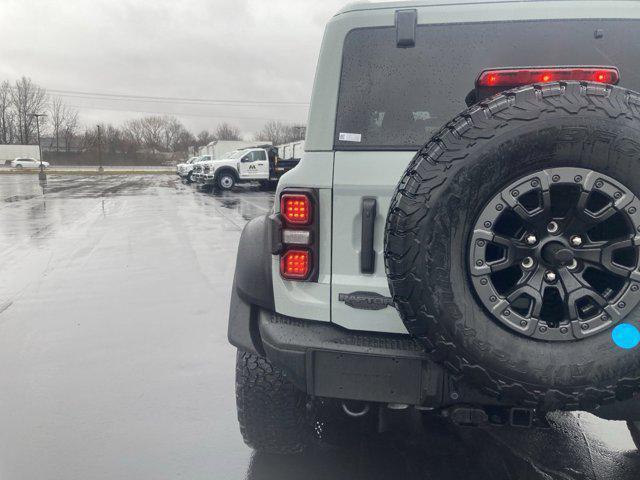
[612, 323, 640, 350]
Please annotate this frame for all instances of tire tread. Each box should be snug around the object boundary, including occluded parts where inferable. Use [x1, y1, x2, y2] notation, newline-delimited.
[384, 81, 640, 410]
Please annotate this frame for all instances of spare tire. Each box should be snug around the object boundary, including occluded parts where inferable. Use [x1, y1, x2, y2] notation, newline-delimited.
[385, 81, 640, 410]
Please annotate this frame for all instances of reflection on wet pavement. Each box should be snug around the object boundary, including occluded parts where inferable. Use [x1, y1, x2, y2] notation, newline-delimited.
[0, 174, 638, 479]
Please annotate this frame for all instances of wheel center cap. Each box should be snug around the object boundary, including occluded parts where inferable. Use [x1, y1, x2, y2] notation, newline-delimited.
[541, 241, 574, 267]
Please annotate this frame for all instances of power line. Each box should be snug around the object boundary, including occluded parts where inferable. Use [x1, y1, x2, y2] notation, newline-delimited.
[49, 88, 310, 107]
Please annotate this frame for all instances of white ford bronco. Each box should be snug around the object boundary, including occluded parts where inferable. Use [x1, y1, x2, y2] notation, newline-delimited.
[228, 0, 640, 454]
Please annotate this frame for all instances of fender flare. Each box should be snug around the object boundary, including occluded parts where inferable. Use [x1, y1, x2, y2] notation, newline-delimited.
[228, 215, 275, 354]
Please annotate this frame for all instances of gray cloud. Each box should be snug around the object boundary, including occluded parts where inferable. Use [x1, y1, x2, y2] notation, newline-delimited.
[0, 0, 347, 136]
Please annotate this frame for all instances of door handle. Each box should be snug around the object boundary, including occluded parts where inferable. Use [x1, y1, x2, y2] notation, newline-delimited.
[360, 198, 377, 274]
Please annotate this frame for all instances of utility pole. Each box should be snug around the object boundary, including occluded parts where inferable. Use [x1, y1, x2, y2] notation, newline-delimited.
[30, 113, 46, 180]
[97, 124, 104, 173]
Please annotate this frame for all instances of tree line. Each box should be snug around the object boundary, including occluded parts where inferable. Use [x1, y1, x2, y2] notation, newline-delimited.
[0, 76, 305, 159]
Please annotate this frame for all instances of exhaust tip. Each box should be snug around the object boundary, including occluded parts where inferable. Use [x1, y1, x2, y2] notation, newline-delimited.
[342, 401, 370, 418]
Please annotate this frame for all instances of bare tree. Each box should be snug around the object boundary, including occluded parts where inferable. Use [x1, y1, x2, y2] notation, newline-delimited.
[214, 122, 241, 141]
[162, 116, 190, 151]
[62, 108, 79, 152]
[49, 97, 65, 151]
[122, 118, 144, 152]
[0, 81, 15, 144]
[139, 116, 165, 151]
[255, 121, 306, 145]
[49, 97, 80, 152]
[104, 124, 122, 154]
[255, 120, 287, 145]
[196, 130, 215, 147]
[121, 115, 193, 153]
[10, 76, 48, 144]
[174, 129, 196, 152]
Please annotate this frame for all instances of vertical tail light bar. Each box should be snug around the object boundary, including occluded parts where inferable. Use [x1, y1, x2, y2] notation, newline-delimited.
[271, 189, 319, 281]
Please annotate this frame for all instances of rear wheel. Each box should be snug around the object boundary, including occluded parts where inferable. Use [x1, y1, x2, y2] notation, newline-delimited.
[235, 351, 311, 454]
[385, 82, 640, 410]
[217, 172, 235, 190]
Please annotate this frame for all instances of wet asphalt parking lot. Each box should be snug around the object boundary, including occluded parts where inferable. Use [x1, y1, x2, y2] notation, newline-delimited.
[1, 173, 639, 480]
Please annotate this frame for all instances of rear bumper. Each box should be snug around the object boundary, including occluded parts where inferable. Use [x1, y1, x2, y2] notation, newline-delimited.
[233, 306, 640, 419]
[257, 312, 443, 406]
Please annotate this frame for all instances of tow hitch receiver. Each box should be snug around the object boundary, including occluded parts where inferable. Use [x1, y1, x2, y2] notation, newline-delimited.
[447, 407, 489, 427]
[446, 406, 536, 428]
[510, 408, 534, 428]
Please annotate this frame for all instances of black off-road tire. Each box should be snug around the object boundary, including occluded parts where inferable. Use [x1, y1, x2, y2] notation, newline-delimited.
[235, 350, 311, 454]
[385, 81, 640, 411]
[185, 171, 193, 183]
[628, 421, 640, 451]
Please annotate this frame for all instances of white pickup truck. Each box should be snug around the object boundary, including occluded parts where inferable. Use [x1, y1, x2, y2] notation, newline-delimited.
[193, 146, 300, 190]
[176, 155, 211, 182]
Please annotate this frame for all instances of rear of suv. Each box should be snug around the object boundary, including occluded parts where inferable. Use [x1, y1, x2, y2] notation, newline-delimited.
[228, 0, 640, 453]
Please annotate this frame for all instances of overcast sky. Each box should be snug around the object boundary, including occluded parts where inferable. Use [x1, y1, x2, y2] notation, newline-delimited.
[0, 0, 352, 137]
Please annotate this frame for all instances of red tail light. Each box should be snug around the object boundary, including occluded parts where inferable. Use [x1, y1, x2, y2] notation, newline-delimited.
[275, 189, 318, 282]
[280, 249, 311, 280]
[281, 193, 311, 225]
[477, 67, 620, 88]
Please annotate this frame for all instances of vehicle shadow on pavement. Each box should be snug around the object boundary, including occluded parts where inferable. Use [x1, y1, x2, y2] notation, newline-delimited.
[245, 413, 640, 480]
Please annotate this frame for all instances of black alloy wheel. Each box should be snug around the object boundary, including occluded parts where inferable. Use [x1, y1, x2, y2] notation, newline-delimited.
[470, 167, 640, 342]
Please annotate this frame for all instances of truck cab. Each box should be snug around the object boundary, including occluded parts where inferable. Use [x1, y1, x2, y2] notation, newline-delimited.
[237, 148, 271, 179]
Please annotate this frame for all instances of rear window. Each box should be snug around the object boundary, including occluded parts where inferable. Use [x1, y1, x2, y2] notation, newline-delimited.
[335, 19, 640, 150]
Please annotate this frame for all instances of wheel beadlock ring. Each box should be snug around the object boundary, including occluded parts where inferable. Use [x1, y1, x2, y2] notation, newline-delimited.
[469, 167, 640, 341]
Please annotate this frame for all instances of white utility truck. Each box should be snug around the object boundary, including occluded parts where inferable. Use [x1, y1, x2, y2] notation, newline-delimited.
[193, 145, 301, 190]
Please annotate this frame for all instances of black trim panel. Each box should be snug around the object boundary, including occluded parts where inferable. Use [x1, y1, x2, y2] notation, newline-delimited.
[360, 198, 377, 273]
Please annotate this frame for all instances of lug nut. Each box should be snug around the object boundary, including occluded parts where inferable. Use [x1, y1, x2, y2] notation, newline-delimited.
[547, 221, 559, 234]
[570, 235, 583, 247]
[568, 259, 579, 271]
[521, 257, 535, 270]
[525, 234, 538, 245]
[545, 271, 557, 283]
